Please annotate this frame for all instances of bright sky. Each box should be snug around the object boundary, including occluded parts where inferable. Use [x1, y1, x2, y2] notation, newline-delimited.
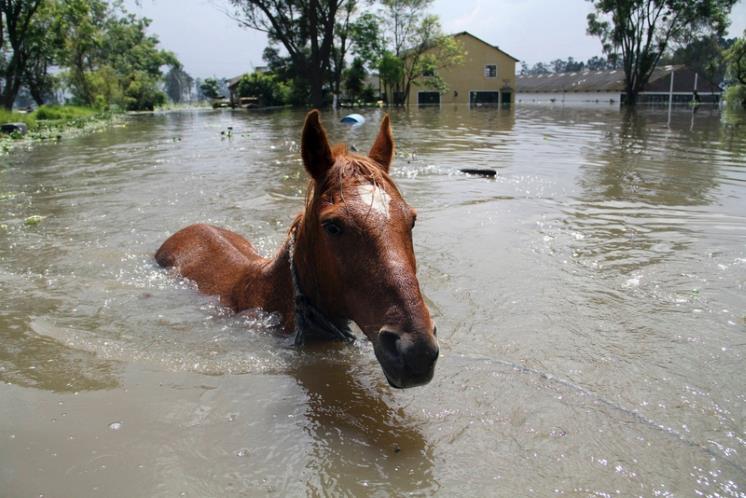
[125, 0, 746, 79]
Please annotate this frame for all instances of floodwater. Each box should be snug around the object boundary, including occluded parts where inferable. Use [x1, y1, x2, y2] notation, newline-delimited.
[1, 105, 745, 497]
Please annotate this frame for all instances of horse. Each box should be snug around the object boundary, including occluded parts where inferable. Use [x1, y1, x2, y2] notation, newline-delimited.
[155, 110, 439, 388]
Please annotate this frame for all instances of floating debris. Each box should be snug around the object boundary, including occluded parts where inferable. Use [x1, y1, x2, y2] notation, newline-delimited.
[460, 168, 497, 177]
[24, 215, 45, 225]
[341, 114, 365, 125]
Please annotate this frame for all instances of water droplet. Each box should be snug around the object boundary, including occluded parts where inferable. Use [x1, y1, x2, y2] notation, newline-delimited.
[108, 421, 123, 431]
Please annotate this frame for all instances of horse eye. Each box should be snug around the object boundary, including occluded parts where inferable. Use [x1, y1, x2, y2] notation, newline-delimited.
[322, 220, 343, 236]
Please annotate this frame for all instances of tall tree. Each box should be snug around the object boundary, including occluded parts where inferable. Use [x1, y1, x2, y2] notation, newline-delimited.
[164, 63, 194, 103]
[0, 0, 44, 109]
[661, 35, 735, 88]
[587, 0, 737, 105]
[229, 0, 345, 107]
[723, 31, 746, 108]
[378, 0, 463, 105]
[724, 32, 745, 84]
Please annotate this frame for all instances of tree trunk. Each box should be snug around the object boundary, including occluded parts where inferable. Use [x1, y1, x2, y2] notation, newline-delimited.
[29, 83, 45, 106]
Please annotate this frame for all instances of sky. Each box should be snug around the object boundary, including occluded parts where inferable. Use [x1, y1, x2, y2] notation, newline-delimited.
[124, 0, 746, 79]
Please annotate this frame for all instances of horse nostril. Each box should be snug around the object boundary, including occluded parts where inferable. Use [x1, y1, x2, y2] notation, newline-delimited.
[378, 329, 401, 357]
[432, 324, 437, 336]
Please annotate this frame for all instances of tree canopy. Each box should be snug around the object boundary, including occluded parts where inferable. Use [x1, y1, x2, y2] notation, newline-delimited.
[0, 0, 181, 110]
[587, 0, 737, 104]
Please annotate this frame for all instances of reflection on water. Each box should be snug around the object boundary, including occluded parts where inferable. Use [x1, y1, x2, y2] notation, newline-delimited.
[1, 106, 746, 496]
[290, 345, 436, 495]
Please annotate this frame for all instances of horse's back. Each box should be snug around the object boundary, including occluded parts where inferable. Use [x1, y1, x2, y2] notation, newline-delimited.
[155, 224, 262, 305]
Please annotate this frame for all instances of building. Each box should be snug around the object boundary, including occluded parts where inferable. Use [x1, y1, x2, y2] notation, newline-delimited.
[410, 31, 518, 106]
[516, 65, 721, 105]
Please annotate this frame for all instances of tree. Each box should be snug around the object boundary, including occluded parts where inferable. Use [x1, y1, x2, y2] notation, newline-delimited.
[378, 0, 464, 105]
[661, 35, 734, 88]
[724, 31, 746, 108]
[236, 71, 289, 106]
[587, 0, 737, 105]
[164, 63, 194, 103]
[229, 0, 346, 107]
[0, 0, 44, 109]
[20, 0, 64, 106]
[329, 0, 358, 103]
[344, 56, 365, 101]
[724, 32, 745, 84]
[53, 0, 174, 110]
[200, 77, 220, 99]
[349, 12, 384, 71]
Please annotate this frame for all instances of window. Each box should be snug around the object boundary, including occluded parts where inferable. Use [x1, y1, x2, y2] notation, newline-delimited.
[484, 65, 497, 78]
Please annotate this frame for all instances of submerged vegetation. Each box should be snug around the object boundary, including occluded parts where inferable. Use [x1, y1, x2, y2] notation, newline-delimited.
[0, 105, 116, 155]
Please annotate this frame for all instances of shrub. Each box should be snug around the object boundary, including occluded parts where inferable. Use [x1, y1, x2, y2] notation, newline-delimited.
[724, 84, 746, 109]
[237, 72, 289, 107]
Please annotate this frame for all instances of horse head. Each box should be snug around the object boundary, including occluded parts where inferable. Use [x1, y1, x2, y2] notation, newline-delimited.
[293, 110, 439, 388]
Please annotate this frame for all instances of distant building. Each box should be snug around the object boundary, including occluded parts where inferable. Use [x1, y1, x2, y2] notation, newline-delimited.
[516, 65, 721, 105]
[410, 31, 518, 106]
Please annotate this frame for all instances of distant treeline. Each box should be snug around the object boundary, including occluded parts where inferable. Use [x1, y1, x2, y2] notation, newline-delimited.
[1, 0, 180, 111]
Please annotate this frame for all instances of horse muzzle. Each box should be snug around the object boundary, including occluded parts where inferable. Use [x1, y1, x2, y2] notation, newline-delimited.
[373, 326, 439, 388]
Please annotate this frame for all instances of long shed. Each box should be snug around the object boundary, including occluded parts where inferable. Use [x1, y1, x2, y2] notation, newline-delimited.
[516, 65, 721, 105]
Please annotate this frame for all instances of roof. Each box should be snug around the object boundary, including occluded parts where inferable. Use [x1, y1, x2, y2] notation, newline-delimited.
[516, 65, 720, 94]
[228, 74, 245, 88]
[452, 31, 519, 62]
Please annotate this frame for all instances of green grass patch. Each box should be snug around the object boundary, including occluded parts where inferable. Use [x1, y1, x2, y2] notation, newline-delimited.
[1, 104, 121, 155]
[33, 105, 98, 121]
[0, 108, 36, 129]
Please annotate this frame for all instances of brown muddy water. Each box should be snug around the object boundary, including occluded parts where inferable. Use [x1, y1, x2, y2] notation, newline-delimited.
[1, 106, 745, 497]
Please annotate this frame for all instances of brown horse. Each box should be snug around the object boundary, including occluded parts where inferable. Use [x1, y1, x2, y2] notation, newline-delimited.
[155, 110, 438, 388]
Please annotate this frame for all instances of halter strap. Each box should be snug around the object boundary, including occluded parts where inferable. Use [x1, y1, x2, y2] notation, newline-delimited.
[288, 229, 355, 346]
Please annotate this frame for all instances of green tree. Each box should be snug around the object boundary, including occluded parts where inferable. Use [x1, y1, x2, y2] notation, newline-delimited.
[344, 56, 366, 101]
[229, 0, 347, 107]
[661, 35, 734, 88]
[378, 0, 464, 105]
[200, 77, 220, 99]
[587, 0, 737, 105]
[164, 63, 194, 103]
[54, 0, 174, 110]
[349, 12, 384, 71]
[724, 31, 746, 107]
[0, 0, 45, 109]
[378, 51, 403, 104]
[236, 72, 289, 106]
[724, 32, 745, 84]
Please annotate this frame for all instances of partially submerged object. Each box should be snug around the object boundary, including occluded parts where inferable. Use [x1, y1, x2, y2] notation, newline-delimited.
[340, 113, 365, 124]
[460, 168, 497, 177]
[0, 122, 28, 135]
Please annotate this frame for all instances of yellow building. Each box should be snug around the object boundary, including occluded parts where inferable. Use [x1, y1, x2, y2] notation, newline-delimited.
[410, 31, 518, 106]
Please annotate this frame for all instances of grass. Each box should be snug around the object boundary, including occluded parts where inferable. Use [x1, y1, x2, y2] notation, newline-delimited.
[0, 104, 118, 154]
[34, 105, 98, 121]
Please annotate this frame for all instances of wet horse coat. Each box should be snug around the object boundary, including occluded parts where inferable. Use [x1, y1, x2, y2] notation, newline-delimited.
[155, 111, 438, 388]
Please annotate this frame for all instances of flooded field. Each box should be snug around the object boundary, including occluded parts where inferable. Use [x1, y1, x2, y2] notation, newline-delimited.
[1, 105, 745, 496]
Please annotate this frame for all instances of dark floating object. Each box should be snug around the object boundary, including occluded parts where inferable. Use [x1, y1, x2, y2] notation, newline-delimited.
[460, 168, 497, 177]
[340, 113, 365, 124]
[0, 122, 28, 135]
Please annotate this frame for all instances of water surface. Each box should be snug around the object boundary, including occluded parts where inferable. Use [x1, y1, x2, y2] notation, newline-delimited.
[1, 106, 745, 496]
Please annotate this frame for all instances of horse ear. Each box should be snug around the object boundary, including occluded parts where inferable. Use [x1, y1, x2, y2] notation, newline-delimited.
[369, 114, 395, 172]
[301, 110, 334, 181]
